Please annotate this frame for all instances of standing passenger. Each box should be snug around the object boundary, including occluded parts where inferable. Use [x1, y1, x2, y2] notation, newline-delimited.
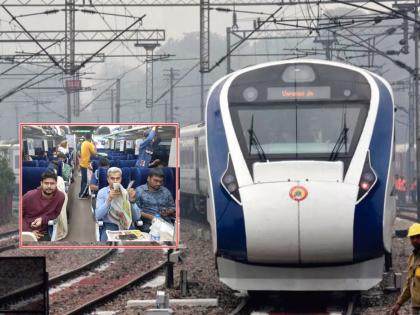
[78, 133, 96, 199]
[58, 140, 69, 155]
[135, 126, 158, 167]
[399, 176, 407, 205]
[411, 178, 417, 205]
[391, 223, 420, 315]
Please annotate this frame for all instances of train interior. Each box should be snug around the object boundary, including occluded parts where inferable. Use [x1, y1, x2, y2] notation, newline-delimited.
[21, 125, 177, 243]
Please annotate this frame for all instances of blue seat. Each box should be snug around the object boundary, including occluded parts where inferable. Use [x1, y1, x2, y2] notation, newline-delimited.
[57, 160, 63, 177]
[129, 167, 175, 199]
[91, 160, 99, 173]
[32, 156, 48, 161]
[38, 160, 48, 167]
[99, 167, 131, 189]
[121, 167, 131, 188]
[98, 168, 108, 190]
[22, 167, 48, 195]
[22, 160, 38, 167]
[110, 160, 119, 167]
[162, 167, 176, 200]
[130, 167, 141, 188]
[119, 160, 137, 168]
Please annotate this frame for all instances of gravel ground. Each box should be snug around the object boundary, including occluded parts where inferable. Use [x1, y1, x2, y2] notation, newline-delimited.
[0, 217, 18, 235]
[0, 235, 18, 249]
[96, 219, 240, 315]
[49, 249, 165, 315]
[1, 215, 416, 314]
[356, 217, 413, 315]
[94, 217, 418, 315]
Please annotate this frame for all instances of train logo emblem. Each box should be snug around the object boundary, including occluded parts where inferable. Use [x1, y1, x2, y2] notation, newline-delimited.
[289, 186, 308, 202]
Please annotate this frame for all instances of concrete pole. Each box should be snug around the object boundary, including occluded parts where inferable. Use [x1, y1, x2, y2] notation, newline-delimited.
[116, 78, 121, 123]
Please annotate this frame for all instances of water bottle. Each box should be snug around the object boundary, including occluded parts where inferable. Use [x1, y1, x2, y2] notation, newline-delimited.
[150, 214, 161, 241]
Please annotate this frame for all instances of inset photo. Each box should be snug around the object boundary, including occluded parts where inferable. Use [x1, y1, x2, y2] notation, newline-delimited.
[20, 124, 178, 248]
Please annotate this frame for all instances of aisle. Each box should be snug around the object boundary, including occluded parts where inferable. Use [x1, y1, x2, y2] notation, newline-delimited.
[63, 174, 96, 242]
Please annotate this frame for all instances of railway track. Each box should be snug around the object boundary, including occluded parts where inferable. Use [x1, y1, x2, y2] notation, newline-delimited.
[229, 292, 359, 315]
[0, 231, 19, 253]
[0, 247, 117, 309]
[0, 229, 19, 240]
[397, 207, 417, 222]
[63, 260, 167, 315]
[0, 243, 18, 253]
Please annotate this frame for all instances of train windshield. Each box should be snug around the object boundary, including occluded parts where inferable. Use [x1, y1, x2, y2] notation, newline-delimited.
[231, 102, 368, 158]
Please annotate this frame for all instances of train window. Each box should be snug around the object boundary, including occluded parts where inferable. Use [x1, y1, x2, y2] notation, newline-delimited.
[231, 102, 367, 159]
[296, 104, 365, 154]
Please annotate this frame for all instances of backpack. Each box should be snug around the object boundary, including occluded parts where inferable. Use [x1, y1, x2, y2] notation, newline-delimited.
[62, 163, 72, 181]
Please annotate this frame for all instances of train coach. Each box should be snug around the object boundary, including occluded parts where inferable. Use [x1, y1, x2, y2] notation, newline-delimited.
[180, 59, 395, 291]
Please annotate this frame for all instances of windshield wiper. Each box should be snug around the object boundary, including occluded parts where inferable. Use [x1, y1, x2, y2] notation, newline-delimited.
[329, 109, 349, 161]
[248, 115, 267, 162]
[329, 126, 349, 161]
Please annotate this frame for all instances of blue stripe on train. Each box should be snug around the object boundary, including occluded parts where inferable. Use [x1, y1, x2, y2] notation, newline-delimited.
[206, 79, 247, 261]
[353, 77, 393, 262]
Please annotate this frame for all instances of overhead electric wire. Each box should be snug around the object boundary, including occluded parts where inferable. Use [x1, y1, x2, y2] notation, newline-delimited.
[0, 38, 64, 76]
[75, 15, 145, 73]
[208, 5, 283, 72]
[2, 5, 64, 72]
[0, 62, 62, 102]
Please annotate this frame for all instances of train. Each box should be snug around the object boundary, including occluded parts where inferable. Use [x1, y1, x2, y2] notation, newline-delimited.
[180, 59, 395, 291]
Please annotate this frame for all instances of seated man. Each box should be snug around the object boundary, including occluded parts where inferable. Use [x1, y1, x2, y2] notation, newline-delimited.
[128, 168, 175, 233]
[90, 157, 110, 194]
[95, 167, 141, 241]
[22, 171, 65, 241]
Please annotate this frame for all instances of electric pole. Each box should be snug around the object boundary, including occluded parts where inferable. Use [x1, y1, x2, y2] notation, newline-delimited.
[111, 89, 114, 123]
[116, 78, 121, 123]
[163, 67, 179, 122]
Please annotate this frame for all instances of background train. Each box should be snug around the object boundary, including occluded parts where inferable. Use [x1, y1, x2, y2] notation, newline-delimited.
[180, 59, 395, 291]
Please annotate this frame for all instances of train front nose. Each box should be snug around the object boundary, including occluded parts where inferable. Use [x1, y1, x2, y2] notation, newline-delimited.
[240, 161, 358, 264]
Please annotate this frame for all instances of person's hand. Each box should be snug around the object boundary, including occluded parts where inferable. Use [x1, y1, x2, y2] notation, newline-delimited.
[149, 159, 161, 167]
[128, 188, 136, 202]
[33, 230, 44, 240]
[390, 303, 401, 314]
[107, 188, 121, 204]
[31, 217, 42, 228]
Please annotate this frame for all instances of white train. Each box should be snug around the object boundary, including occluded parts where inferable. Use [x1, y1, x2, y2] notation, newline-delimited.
[180, 59, 395, 291]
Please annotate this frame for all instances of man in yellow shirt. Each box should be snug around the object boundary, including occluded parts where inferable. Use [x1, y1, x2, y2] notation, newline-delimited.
[79, 133, 96, 199]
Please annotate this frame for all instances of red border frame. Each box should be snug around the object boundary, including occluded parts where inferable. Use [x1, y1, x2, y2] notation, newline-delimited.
[19, 123, 180, 250]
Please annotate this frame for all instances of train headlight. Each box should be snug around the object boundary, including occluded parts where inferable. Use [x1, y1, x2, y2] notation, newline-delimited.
[282, 64, 316, 83]
[243, 87, 258, 102]
[221, 154, 242, 204]
[356, 151, 378, 204]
